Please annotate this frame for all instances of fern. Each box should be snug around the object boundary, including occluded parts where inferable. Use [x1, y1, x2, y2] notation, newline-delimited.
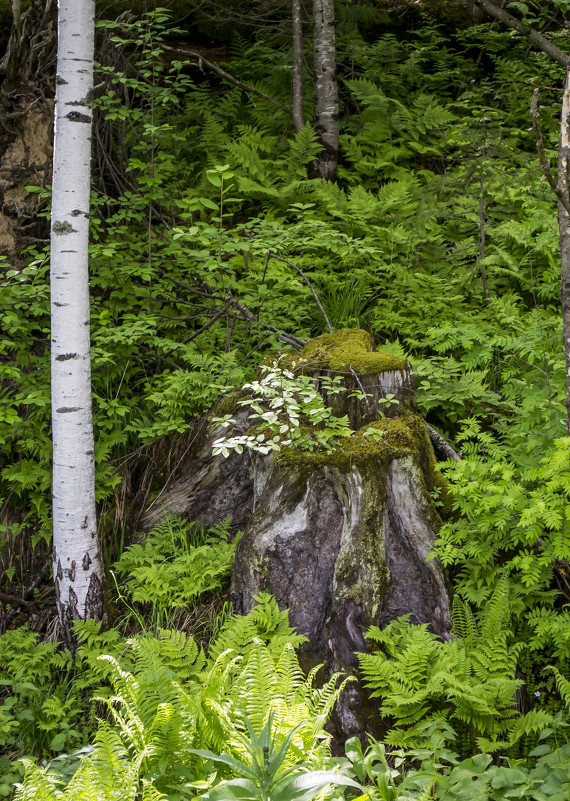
[208, 592, 306, 663]
[359, 582, 551, 754]
[14, 596, 344, 799]
[113, 516, 238, 627]
[549, 666, 570, 709]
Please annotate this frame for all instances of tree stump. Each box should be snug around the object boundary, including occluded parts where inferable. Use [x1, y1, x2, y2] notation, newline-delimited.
[140, 329, 452, 740]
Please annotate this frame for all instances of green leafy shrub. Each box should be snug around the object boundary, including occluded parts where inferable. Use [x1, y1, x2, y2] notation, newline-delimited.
[0, 622, 129, 796]
[340, 728, 570, 801]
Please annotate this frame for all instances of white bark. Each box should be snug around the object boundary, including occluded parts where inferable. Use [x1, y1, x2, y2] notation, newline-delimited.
[313, 0, 339, 180]
[292, 0, 305, 133]
[51, 0, 103, 645]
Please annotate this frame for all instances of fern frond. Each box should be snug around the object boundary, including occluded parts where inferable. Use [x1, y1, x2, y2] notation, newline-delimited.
[275, 643, 306, 707]
[14, 760, 65, 801]
[549, 665, 570, 709]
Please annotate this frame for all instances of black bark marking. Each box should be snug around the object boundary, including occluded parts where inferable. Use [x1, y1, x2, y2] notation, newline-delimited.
[59, 585, 82, 653]
[56, 75, 68, 85]
[56, 407, 81, 413]
[66, 111, 91, 123]
[82, 552, 91, 570]
[68, 586, 79, 617]
[52, 221, 76, 235]
[80, 515, 88, 529]
[53, 302, 69, 307]
[55, 353, 78, 361]
[57, 560, 63, 580]
[85, 573, 104, 621]
[69, 560, 76, 582]
[328, 600, 368, 670]
[71, 209, 83, 216]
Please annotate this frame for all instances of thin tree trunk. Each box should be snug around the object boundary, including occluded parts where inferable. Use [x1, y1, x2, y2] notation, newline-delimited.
[292, 0, 305, 133]
[478, 170, 490, 303]
[312, 0, 338, 180]
[51, 0, 103, 648]
[558, 69, 570, 435]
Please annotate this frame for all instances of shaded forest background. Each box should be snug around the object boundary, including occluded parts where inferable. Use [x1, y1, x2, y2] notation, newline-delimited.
[2, 0, 570, 798]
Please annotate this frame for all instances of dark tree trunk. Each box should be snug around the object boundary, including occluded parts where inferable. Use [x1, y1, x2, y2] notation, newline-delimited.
[312, 0, 338, 180]
[0, 0, 56, 262]
[558, 69, 570, 435]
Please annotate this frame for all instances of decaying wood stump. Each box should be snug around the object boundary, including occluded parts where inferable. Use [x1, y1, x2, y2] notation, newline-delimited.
[141, 329, 453, 740]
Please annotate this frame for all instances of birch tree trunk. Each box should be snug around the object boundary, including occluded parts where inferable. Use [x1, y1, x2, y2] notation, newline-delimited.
[312, 0, 338, 180]
[51, 0, 103, 648]
[292, 0, 305, 133]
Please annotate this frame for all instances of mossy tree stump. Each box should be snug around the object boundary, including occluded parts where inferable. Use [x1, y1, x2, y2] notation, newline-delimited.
[301, 328, 416, 427]
[230, 330, 452, 740]
[140, 329, 452, 741]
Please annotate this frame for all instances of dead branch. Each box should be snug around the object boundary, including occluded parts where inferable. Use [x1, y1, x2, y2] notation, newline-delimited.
[530, 88, 570, 216]
[471, 0, 569, 67]
[426, 424, 462, 462]
[163, 45, 291, 116]
[0, 560, 51, 633]
[266, 251, 333, 333]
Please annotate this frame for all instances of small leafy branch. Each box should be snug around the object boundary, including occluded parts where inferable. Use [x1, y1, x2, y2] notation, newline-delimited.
[212, 362, 388, 458]
[212, 363, 352, 456]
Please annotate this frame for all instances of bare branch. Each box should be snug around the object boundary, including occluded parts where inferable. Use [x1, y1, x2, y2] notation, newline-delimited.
[530, 88, 570, 216]
[180, 305, 229, 344]
[267, 250, 333, 333]
[0, 561, 51, 633]
[426, 424, 462, 463]
[163, 45, 291, 116]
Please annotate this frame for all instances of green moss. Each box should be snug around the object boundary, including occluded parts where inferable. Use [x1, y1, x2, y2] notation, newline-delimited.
[277, 411, 421, 472]
[302, 329, 408, 376]
[212, 388, 251, 418]
[429, 469, 456, 520]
